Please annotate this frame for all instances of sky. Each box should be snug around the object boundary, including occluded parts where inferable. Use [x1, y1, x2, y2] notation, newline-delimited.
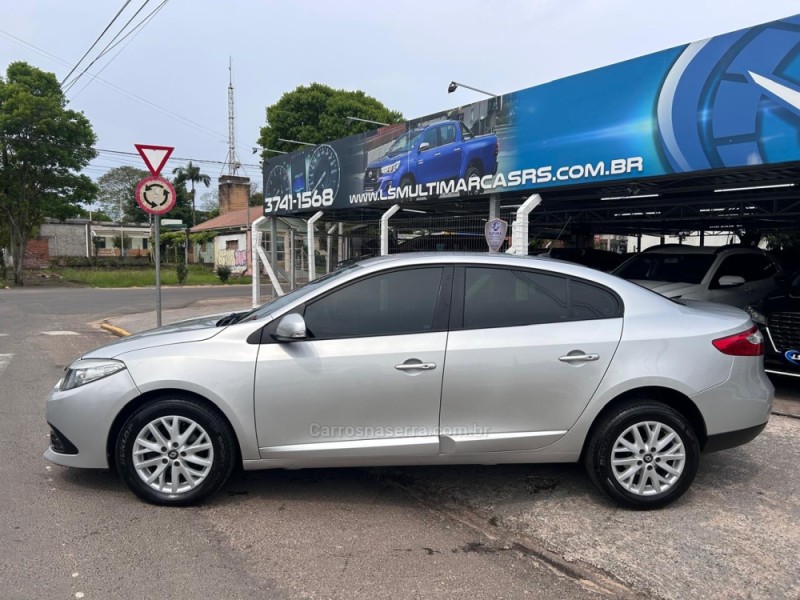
[1, 0, 798, 205]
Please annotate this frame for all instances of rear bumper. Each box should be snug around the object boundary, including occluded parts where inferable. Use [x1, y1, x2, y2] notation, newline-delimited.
[704, 421, 768, 453]
[691, 356, 774, 437]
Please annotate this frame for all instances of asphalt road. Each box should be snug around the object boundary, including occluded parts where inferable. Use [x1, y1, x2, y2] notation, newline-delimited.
[2, 286, 798, 599]
[0, 286, 603, 600]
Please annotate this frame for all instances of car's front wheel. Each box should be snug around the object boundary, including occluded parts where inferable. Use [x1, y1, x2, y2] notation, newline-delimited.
[115, 396, 236, 506]
[584, 400, 700, 509]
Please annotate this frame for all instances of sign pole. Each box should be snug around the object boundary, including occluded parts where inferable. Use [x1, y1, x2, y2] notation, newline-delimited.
[155, 215, 162, 327]
[134, 143, 175, 328]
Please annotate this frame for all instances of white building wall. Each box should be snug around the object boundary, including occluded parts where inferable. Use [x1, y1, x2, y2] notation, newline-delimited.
[214, 233, 248, 273]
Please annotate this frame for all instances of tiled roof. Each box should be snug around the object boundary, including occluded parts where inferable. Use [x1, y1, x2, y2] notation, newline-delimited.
[190, 207, 264, 232]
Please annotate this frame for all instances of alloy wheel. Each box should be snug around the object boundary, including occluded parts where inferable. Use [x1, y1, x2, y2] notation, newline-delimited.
[610, 420, 686, 496]
[132, 415, 214, 495]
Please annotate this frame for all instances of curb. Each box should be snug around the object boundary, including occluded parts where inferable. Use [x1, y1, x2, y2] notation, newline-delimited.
[100, 323, 131, 337]
[772, 409, 800, 419]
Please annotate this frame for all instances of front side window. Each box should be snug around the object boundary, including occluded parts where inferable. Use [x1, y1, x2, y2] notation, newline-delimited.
[713, 254, 775, 283]
[304, 268, 444, 339]
[419, 127, 439, 150]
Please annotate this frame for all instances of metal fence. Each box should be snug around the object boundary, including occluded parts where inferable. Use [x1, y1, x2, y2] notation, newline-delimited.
[257, 208, 530, 291]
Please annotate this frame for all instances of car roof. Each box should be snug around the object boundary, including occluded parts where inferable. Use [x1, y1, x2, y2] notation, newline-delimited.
[352, 252, 613, 278]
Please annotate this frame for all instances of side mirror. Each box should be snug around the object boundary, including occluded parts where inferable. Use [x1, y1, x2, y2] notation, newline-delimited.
[718, 275, 745, 288]
[418, 142, 431, 153]
[273, 313, 307, 342]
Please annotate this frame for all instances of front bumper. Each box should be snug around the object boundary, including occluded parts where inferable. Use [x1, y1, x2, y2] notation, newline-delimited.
[364, 175, 397, 194]
[44, 368, 141, 469]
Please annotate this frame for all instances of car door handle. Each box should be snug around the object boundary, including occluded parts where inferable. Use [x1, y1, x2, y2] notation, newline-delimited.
[434, 152, 442, 157]
[395, 362, 437, 371]
[453, 147, 462, 152]
[558, 353, 599, 363]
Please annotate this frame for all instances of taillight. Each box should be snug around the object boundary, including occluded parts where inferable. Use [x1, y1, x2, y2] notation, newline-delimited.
[712, 326, 764, 356]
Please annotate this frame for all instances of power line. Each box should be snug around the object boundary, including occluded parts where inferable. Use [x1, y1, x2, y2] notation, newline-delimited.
[1, 28, 265, 164]
[95, 147, 262, 168]
[0, 28, 230, 144]
[63, 0, 152, 92]
[64, 0, 169, 94]
[60, 0, 133, 85]
[69, 1, 168, 99]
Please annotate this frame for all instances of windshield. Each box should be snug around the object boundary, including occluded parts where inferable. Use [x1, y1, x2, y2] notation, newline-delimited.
[615, 253, 716, 284]
[387, 129, 423, 156]
[237, 263, 363, 322]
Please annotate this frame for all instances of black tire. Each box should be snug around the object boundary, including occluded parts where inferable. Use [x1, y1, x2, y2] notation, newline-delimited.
[583, 400, 700, 510]
[461, 163, 482, 197]
[115, 396, 237, 506]
[398, 174, 415, 203]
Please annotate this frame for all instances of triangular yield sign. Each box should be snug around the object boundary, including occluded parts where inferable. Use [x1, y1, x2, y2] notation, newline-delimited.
[135, 144, 174, 177]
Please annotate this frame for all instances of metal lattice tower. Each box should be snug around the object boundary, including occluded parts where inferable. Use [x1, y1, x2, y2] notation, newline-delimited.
[225, 57, 241, 175]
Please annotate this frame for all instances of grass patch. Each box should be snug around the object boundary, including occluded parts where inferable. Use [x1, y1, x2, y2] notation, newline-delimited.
[58, 267, 252, 287]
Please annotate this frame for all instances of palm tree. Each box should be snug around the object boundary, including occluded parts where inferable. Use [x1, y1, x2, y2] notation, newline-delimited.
[172, 161, 211, 226]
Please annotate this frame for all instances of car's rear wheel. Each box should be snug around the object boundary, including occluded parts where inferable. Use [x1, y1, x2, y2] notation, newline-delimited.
[115, 396, 236, 506]
[584, 400, 700, 509]
[461, 163, 483, 197]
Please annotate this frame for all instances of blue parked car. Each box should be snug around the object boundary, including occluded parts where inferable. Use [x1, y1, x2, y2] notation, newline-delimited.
[364, 120, 498, 195]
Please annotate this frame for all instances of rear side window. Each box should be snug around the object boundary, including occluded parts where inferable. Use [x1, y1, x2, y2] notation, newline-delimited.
[462, 267, 621, 330]
[571, 280, 620, 320]
[440, 123, 457, 145]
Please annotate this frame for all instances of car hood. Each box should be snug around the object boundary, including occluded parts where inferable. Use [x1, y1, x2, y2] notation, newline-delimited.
[83, 313, 230, 359]
[630, 280, 700, 297]
[759, 289, 800, 313]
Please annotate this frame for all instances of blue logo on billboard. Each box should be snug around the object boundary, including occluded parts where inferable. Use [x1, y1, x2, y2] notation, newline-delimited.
[658, 17, 800, 173]
[785, 350, 800, 366]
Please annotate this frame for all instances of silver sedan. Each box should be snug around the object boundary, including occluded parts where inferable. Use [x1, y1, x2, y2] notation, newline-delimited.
[45, 253, 773, 508]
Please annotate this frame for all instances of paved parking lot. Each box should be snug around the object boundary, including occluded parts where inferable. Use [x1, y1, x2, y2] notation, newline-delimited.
[2, 287, 798, 599]
[381, 415, 800, 599]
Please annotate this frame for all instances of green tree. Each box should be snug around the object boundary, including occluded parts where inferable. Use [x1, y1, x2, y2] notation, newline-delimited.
[249, 182, 263, 207]
[258, 83, 403, 154]
[96, 165, 149, 223]
[172, 161, 210, 227]
[0, 61, 97, 285]
[167, 175, 195, 226]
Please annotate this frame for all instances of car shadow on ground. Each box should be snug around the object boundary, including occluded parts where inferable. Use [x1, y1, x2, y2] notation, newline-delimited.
[52, 444, 763, 512]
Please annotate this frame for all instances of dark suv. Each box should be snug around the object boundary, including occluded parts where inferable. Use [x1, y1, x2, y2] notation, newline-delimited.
[747, 271, 800, 378]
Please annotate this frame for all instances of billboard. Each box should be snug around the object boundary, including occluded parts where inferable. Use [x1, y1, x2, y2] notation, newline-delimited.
[263, 14, 800, 216]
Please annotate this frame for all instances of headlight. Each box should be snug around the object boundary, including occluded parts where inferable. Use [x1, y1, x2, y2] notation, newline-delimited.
[61, 358, 126, 391]
[380, 161, 401, 175]
[745, 306, 767, 325]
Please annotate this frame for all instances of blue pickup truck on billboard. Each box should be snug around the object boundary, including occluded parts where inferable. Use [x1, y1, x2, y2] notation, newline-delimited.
[263, 14, 800, 216]
[363, 120, 498, 196]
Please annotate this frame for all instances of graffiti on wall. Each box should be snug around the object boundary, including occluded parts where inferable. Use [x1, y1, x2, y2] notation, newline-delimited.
[216, 249, 248, 273]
